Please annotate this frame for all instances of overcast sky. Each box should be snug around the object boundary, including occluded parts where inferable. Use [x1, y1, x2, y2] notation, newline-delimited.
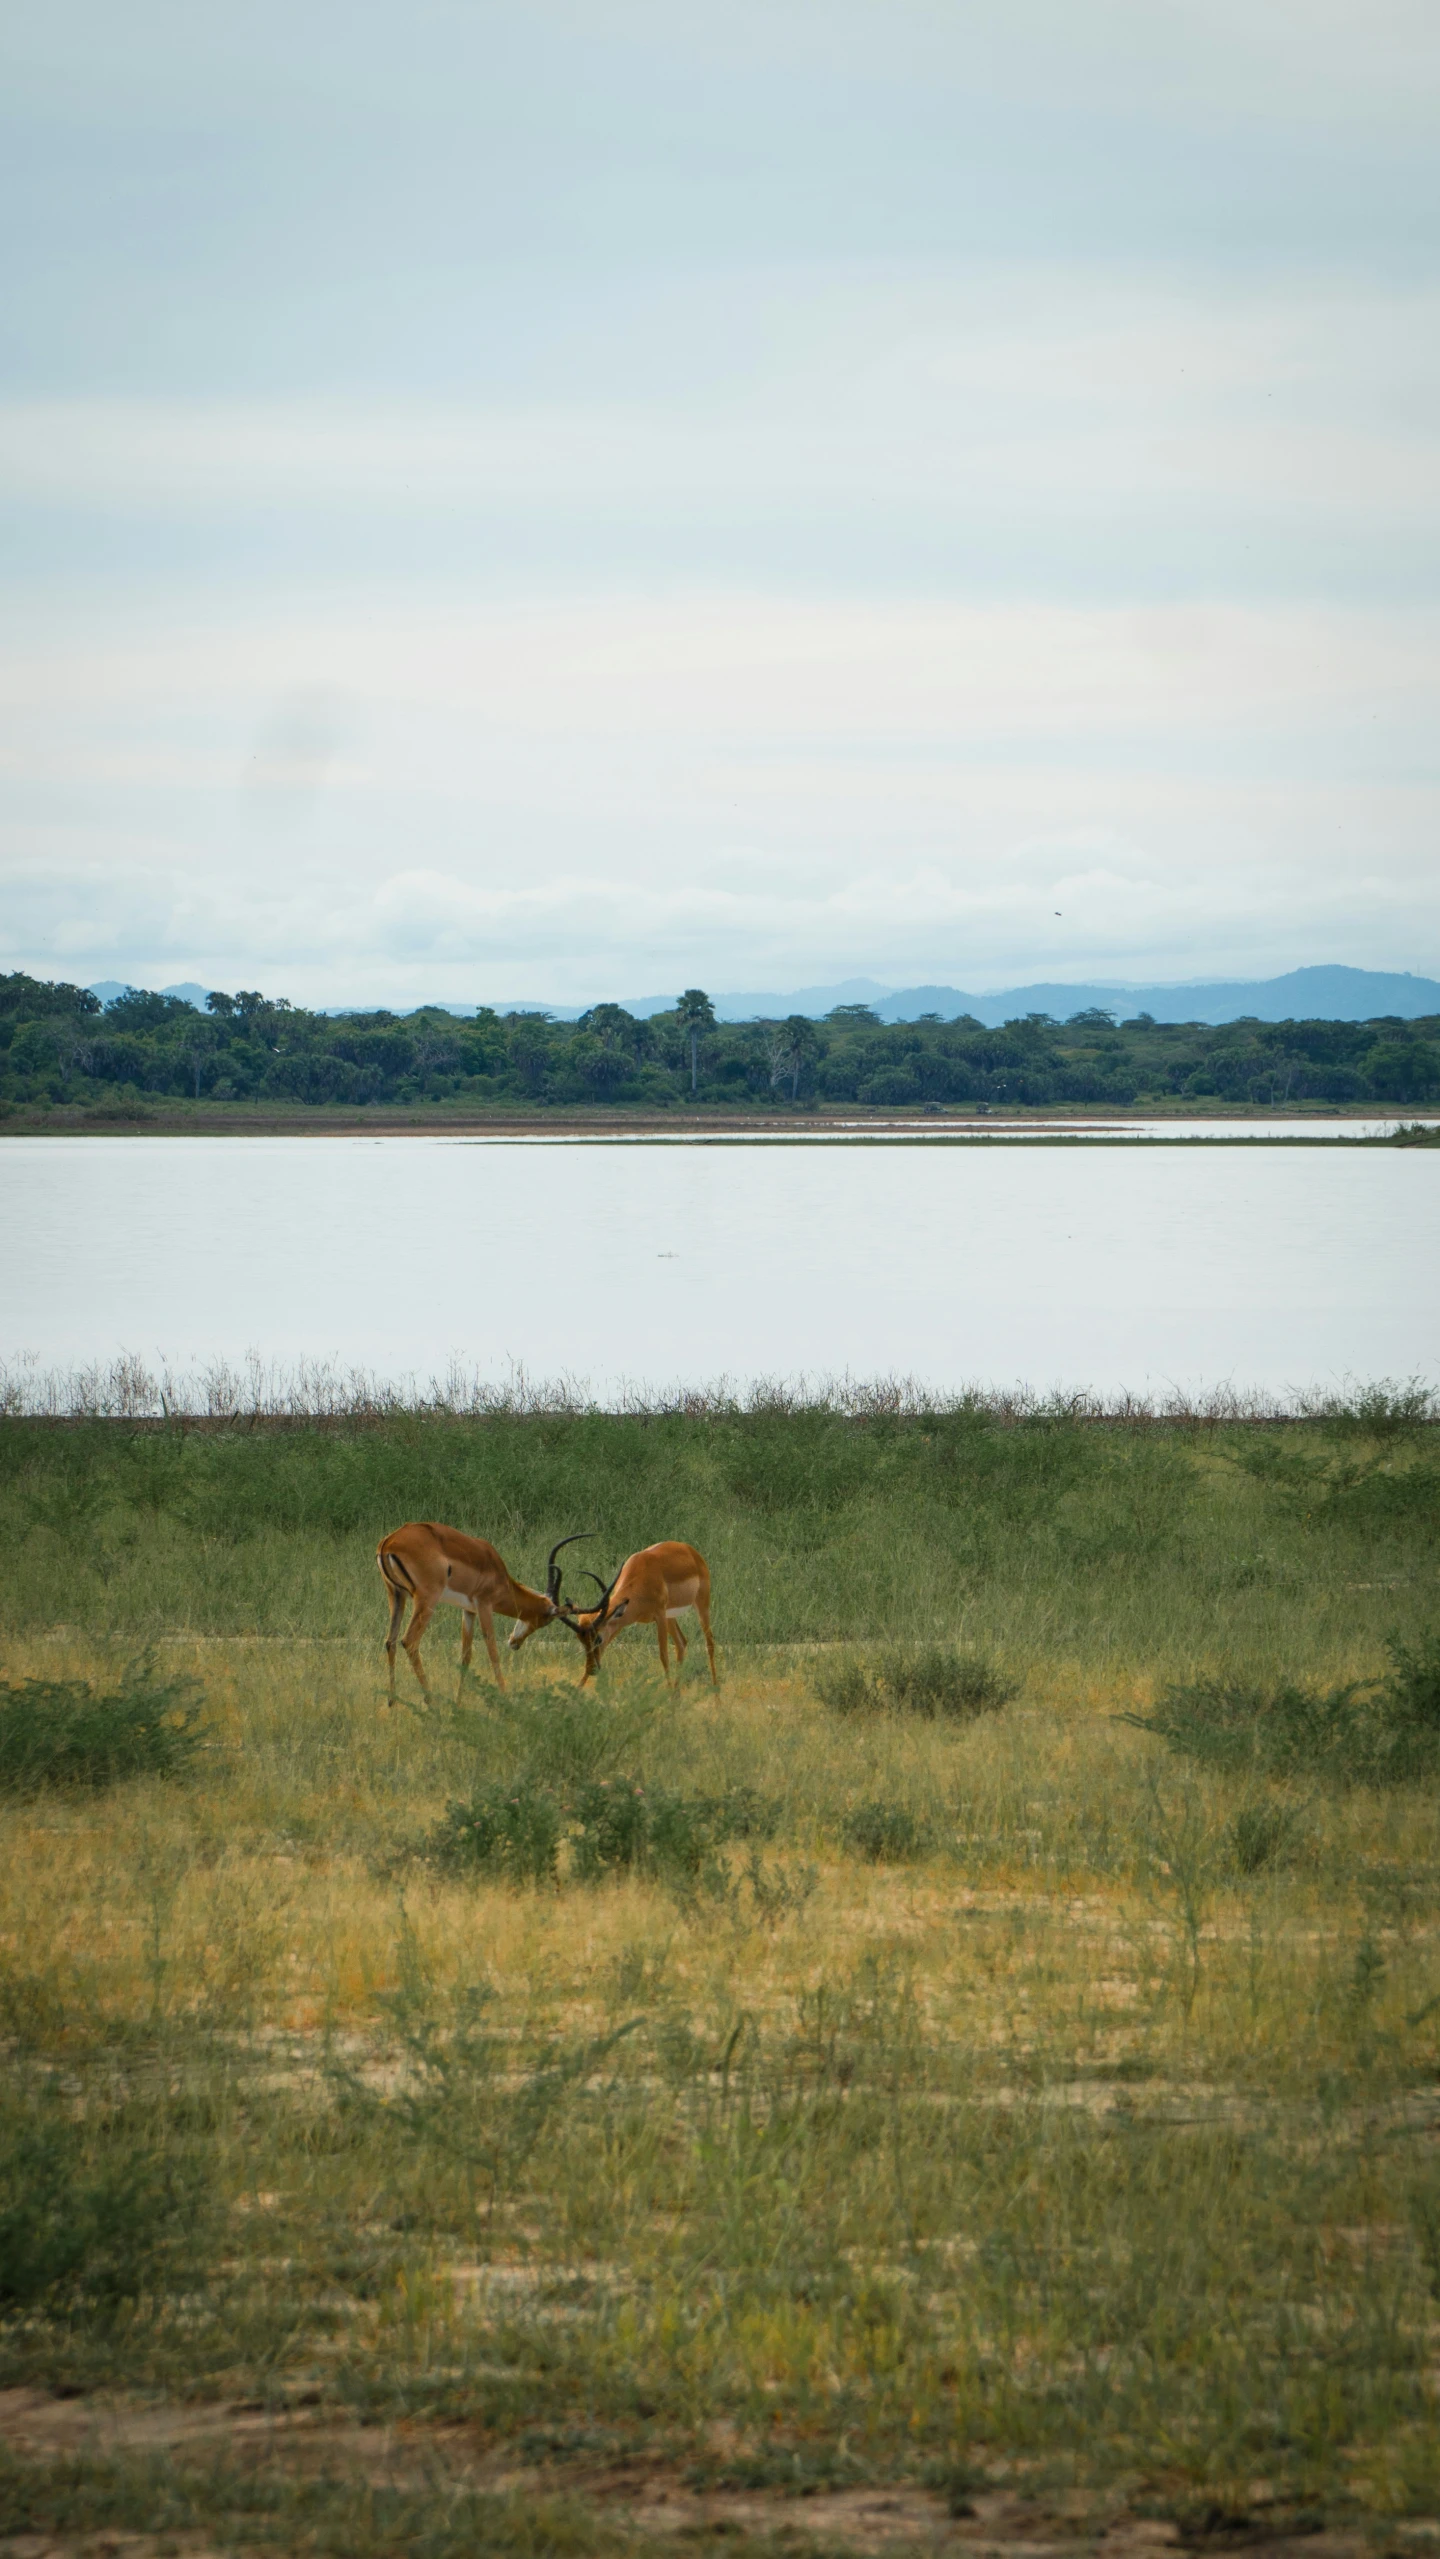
[3, 0, 1439, 1007]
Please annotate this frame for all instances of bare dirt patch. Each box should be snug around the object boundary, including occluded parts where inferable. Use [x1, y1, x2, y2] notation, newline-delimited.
[0, 2393, 1377, 2559]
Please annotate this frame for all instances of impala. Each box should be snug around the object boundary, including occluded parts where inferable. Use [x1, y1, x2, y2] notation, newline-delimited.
[558, 1540, 718, 1688]
[376, 1525, 593, 1698]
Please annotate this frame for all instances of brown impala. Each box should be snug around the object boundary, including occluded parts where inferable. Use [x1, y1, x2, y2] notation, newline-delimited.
[558, 1540, 718, 1688]
[376, 1525, 594, 1698]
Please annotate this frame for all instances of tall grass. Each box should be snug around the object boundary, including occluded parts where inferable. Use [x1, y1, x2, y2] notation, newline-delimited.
[2, 1400, 1437, 1684]
[4, 1351, 1433, 1424]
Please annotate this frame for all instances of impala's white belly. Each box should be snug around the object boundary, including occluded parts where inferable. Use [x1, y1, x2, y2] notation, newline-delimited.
[440, 1586, 477, 1610]
[665, 1581, 699, 1616]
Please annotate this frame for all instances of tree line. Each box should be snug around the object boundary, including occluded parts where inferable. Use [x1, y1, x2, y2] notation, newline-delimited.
[1, 971, 1437, 1110]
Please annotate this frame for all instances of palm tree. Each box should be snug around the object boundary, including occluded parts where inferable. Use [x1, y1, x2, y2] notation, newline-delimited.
[173, 1018, 217, 1099]
[767, 1015, 820, 1102]
[675, 989, 715, 1096]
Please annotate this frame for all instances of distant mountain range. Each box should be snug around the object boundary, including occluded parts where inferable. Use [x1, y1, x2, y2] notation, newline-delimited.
[85, 963, 1440, 1027]
[730, 965, 1440, 1028]
[88, 980, 214, 1010]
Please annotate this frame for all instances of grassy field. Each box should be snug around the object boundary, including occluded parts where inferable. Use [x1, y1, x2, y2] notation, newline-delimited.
[3, 1403, 1440, 2556]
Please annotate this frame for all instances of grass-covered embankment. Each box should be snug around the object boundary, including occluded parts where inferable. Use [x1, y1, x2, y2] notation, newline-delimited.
[2, 1399, 1440, 2553]
[4, 1395, 1439, 1668]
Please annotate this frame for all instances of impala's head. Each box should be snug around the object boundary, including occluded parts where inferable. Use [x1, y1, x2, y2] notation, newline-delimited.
[555, 1567, 624, 1677]
[506, 1531, 595, 1649]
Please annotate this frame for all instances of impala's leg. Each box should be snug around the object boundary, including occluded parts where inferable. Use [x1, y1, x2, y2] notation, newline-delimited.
[478, 1604, 506, 1689]
[655, 1615, 673, 1684]
[669, 1618, 689, 1666]
[384, 1582, 408, 1700]
[401, 1595, 437, 1696]
[696, 1597, 719, 1688]
[459, 1609, 476, 1676]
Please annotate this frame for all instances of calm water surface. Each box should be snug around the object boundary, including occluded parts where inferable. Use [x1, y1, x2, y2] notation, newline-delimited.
[2, 1135, 1436, 1398]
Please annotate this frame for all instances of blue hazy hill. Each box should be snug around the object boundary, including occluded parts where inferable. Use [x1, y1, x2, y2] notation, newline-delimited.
[82, 963, 1440, 1027]
[506, 965, 1440, 1026]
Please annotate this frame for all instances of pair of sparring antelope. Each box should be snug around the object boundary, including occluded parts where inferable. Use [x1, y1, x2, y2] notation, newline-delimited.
[376, 1523, 717, 1700]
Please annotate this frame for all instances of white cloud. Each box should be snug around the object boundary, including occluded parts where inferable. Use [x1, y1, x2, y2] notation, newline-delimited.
[3, 6, 1438, 1003]
[10, 2, 1440, 144]
[2, 586, 1436, 999]
[2, 269, 1437, 550]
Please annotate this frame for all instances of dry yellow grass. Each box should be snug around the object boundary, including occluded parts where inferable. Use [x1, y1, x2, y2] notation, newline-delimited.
[6, 1607, 1440, 2549]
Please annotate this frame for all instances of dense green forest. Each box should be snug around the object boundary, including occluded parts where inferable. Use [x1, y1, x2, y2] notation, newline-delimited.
[2, 968, 1439, 1112]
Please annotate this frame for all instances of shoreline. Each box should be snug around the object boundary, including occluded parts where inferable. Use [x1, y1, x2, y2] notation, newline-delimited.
[1, 1099, 1436, 1139]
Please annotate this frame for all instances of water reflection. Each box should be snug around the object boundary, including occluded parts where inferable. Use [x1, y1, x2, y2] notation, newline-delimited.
[2, 1135, 1435, 1399]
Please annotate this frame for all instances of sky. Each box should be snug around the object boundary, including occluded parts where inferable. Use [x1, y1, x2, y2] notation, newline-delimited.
[2, 0, 1439, 1009]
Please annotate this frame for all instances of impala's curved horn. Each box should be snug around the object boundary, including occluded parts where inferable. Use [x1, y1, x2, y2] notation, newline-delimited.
[582, 1567, 620, 1623]
[546, 1531, 596, 1605]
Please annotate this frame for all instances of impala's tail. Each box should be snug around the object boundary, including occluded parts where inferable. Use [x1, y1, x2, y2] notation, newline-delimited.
[377, 1541, 416, 1595]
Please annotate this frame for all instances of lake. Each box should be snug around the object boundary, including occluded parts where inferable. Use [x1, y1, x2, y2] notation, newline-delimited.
[2, 1133, 1436, 1407]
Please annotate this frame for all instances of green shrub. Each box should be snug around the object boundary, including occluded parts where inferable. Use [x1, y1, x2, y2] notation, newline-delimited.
[1387, 1627, 1440, 1726]
[704, 1784, 779, 1843]
[1227, 1802, 1304, 1875]
[0, 2094, 209, 2312]
[842, 1800, 927, 1862]
[1304, 1381, 1435, 1435]
[430, 1776, 777, 1890]
[812, 1658, 873, 1714]
[427, 1779, 565, 1885]
[882, 1645, 1021, 1718]
[584, 1781, 779, 1883]
[1230, 1432, 1440, 1528]
[0, 1662, 206, 1794]
[568, 1776, 653, 1879]
[816, 1644, 1019, 1721]
[1125, 1629, 1440, 1786]
[1324, 1466, 1440, 1529]
[1125, 1677, 1371, 1778]
[570, 1778, 740, 1889]
[649, 1785, 777, 1875]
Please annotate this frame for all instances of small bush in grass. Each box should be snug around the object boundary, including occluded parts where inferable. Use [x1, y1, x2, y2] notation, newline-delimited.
[0, 1661, 206, 1794]
[1125, 1677, 1372, 1779]
[882, 1645, 1021, 1718]
[1125, 1628, 1440, 1786]
[430, 1776, 778, 1889]
[569, 1776, 652, 1879]
[568, 1780, 779, 1882]
[813, 1658, 873, 1715]
[1388, 1628, 1440, 1726]
[428, 1779, 564, 1885]
[569, 1779, 736, 1889]
[1304, 1380, 1436, 1434]
[649, 1785, 779, 1877]
[842, 1800, 927, 1863]
[0, 2093, 210, 2313]
[816, 1644, 1019, 1721]
[1227, 1801, 1304, 1875]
